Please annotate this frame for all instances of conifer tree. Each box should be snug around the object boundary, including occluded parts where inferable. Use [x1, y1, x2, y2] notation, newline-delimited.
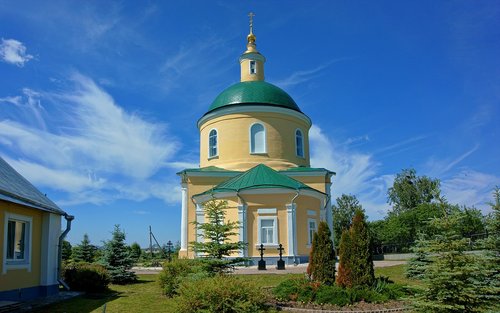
[73, 234, 96, 263]
[336, 229, 353, 288]
[307, 221, 336, 285]
[61, 240, 73, 262]
[336, 210, 374, 287]
[478, 186, 500, 310]
[130, 242, 142, 261]
[412, 211, 493, 312]
[406, 234, 432, 279]
[349, 210, 375, 286]
[190, 198, 247, 274]
[101, 225, 137, 284]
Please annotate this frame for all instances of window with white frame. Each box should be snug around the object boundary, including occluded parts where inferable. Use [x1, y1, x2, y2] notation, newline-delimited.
[258, 216, 278, 245]
[249, 60, 257, 75]
[296, 129, 304, 157]
[250, 123, 266, 154]
[3, 213, 32, 272]
[208, 129, 218, 158]
[307, 218, 317, 246]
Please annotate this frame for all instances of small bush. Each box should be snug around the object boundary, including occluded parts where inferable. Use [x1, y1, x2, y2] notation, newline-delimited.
[273, 278, 317, 302]
[173, 275, 271, 313]
[274, 276, 405, 307]
[63, 263, 110, 292]
[158, 259, 207, 297]
[315, 285, 350, 306]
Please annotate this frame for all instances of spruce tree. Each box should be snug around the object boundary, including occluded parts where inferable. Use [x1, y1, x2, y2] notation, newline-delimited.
[190, 198, 247, 274]
[73, 234, 96, 263]
[307, 221, 336, 285]
[412, 212, 493, 312]
[101, 225, 137, 284]
[61, 240, 73, 262]
[478, 186, 500, 310]
[406, 234, 432, 279]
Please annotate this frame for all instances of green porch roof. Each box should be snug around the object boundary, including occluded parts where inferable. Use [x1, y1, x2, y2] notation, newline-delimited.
[177, 166, 241, 175]
[195, 164, 325, 197]
[280, 167, 336, 175]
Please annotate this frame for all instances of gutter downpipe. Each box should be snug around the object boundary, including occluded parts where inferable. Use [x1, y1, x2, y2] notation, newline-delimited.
[57, 213, 74, 290]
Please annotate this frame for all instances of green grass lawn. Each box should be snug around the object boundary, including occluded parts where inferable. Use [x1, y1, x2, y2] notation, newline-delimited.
[375, 264, 423, 287]
[32, 273, 301, 313]
[33, 266, 419, 313]
[33, 275, 175, 313]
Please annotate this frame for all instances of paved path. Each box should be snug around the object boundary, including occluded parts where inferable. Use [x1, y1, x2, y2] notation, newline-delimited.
[132, 260, 406, 275]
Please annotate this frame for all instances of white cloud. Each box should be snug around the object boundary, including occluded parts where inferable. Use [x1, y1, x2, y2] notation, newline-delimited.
[272, 58, 351, 88]
[309, 124, 390, 219]
[0, 38, 34, 67]
[425, 144, 480, 177]
[0, 73, 182, 205]
[3, 157, 105, 193]
[442, 169, 499, 213]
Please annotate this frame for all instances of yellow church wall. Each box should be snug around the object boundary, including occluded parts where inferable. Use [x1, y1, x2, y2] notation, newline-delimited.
[179, 173, 330, 259]
[199, 112, 310, 171]
[0, 201, 43, 291]
[295, 197, 322, 256]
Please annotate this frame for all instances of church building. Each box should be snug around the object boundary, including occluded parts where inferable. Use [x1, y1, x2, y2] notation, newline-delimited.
[178, 17, 334, 264]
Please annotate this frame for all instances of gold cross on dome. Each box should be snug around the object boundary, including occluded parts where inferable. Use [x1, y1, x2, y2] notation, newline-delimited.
[248, 12, 255, 34]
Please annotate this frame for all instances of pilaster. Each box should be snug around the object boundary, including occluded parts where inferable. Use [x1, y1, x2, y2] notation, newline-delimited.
[195, 204, 204, 257]
[237, 204, 248, 257]
[286, 203, 297, 260]
[180, 183, 188, 251]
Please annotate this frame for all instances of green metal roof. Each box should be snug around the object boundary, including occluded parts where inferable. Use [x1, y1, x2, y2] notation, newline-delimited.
[206, 81, 301, 114]
[177, 166, 240, 175]
[280, 167, 336, 175]
[196, 164, 325, 196]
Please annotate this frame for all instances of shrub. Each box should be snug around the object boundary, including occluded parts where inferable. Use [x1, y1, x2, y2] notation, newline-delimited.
[274, 276, 405, 307]
[315, 285, 350, 306]
[307, 221, 336, 285]
[273, 278, 317, 303]
[63, 263, 110, 292]
[173, 275, 271, 313]
[158, 259, 207, 297]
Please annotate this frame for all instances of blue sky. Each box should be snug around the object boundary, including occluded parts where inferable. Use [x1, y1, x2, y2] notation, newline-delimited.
[1, 1, 499, 247]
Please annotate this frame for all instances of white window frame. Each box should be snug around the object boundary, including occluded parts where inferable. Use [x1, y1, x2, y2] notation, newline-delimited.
[249, 60, 257, 75]
[295, 128, 304, 158]
[257, 216, 278, 247]
[3, 212, 32, 274]
[249, 122, 267, 154]
[208, 128, 218, 158]
[307, 218, 317, 247]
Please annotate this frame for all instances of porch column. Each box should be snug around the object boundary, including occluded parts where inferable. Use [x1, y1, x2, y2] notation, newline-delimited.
[286, 203, 297, 260]
[195, 204, 204, 257]
[238, 204, 248, 257]
[180, 183, 188, 251]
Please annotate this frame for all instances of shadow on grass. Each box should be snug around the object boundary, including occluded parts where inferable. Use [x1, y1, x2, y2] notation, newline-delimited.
[32, 290, 122, 313]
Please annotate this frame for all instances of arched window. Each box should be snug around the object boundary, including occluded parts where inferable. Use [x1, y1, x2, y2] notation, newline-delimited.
[250, 123, 266, 153]
[296, 129, 304, 157]
[208, 129, 217, 157]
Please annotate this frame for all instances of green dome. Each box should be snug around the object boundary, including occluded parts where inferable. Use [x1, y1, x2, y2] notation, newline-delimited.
[207, 81, 301, 113]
